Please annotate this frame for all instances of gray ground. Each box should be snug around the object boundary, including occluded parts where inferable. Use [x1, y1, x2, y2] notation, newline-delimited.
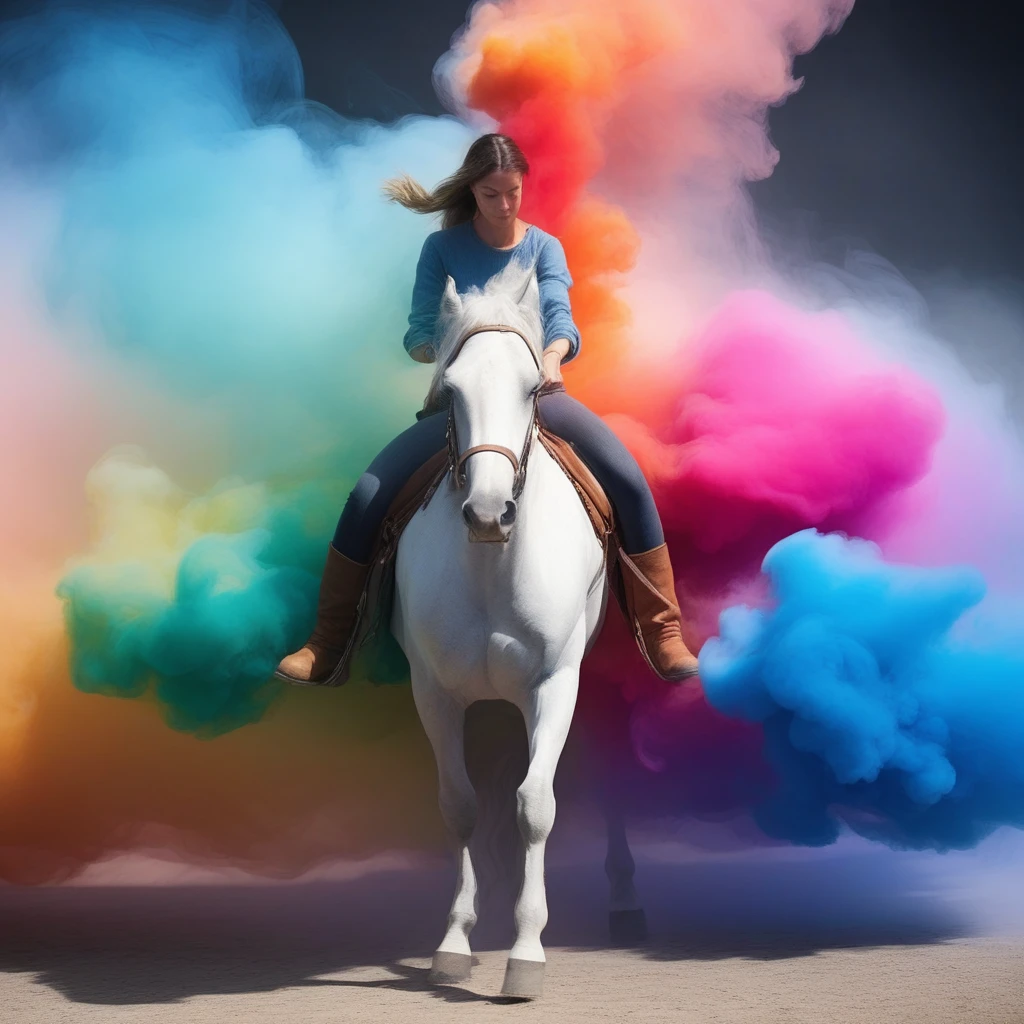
[3, 838, 1023, 1023]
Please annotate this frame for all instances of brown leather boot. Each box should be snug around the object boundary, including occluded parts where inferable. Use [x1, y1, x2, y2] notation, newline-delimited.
[617, 542, 700, 681]
[274, 545, 371, 685]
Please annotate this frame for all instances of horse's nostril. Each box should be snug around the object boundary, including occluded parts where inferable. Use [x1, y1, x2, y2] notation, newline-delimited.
[462, 499, 515, 541]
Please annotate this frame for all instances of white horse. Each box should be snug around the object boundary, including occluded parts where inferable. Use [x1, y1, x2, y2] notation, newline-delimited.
[392, 258, 613, 999]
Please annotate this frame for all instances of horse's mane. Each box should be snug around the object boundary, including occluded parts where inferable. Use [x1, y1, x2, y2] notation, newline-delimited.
[424, 257, 544, 409]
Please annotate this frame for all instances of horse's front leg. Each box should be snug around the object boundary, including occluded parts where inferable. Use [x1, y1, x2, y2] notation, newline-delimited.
[411, 674, 479, 985]
[502, 665, 580, 1000]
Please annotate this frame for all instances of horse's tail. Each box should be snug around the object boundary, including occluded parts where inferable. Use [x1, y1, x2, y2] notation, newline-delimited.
[463, 699, 528, 945]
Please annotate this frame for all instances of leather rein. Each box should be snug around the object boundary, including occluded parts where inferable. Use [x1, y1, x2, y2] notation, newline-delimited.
[443, 323, 547, 501]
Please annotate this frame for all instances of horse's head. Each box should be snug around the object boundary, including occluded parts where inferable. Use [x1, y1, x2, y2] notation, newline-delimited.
[432, 258, 543, 543]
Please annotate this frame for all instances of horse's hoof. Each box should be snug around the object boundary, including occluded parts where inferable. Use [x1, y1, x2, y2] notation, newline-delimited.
[499, 957, 545, 1000]
[609, 907, 648, 946]
[429, 950, 473, 985]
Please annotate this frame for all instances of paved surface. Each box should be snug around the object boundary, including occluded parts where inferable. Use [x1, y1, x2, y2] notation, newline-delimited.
[3, 845, 1023, 1023]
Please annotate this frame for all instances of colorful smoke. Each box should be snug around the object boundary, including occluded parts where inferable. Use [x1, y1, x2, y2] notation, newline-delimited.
[2, 0, 1022, 883]
[699, 529, 1024, 850]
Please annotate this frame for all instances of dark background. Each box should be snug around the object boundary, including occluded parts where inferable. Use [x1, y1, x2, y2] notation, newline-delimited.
[2, 0, 1021, 282]
[273, 0, 1024, 285]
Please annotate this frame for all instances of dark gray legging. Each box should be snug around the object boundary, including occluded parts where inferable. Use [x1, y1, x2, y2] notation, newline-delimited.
[332, 390, 665, 560]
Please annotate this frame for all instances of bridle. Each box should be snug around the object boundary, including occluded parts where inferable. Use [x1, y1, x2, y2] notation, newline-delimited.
[443, 323, 545, 502]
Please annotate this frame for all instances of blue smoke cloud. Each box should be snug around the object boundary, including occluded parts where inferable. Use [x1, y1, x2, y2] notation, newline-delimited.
[1, 0, 475, 478]
[699, 529, 1024, 849]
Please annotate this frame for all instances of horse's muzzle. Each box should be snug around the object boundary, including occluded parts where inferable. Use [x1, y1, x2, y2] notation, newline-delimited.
[463, 499, 517, 543]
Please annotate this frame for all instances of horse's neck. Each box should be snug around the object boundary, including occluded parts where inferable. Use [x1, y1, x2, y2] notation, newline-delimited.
[516, 434, 602, 550]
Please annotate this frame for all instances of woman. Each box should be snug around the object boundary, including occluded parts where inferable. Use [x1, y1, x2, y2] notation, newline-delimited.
[276, 133, 698, 684]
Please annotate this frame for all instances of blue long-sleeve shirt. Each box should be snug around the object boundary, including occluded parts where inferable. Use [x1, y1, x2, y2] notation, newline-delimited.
[402, 220, 582, 362]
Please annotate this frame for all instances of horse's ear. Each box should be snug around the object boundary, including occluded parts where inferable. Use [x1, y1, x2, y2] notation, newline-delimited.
[515, 262, 540, 313]
[440, 275, 462, 319]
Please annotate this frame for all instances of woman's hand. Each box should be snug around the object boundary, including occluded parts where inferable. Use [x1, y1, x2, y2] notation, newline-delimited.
[542, 338, 571, 383]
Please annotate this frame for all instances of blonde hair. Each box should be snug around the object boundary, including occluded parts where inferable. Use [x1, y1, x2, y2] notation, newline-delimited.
[382, 133, 530, 230]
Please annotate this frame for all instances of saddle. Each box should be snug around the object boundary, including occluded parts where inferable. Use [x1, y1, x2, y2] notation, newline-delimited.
[345, 415, 625, 686]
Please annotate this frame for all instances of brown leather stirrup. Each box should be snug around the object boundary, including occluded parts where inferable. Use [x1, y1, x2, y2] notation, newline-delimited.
[274, 544, 371, 686]
[617, 542, 700, 682]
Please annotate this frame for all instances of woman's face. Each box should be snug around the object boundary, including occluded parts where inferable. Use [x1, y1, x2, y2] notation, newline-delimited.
[471, 169, 523, 226]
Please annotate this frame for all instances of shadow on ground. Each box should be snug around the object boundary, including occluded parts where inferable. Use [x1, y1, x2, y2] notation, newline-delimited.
[0, 852, 970, 1006]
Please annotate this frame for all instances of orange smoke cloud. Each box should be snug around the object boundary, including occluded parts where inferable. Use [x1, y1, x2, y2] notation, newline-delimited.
[438, 0, 854, 411]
